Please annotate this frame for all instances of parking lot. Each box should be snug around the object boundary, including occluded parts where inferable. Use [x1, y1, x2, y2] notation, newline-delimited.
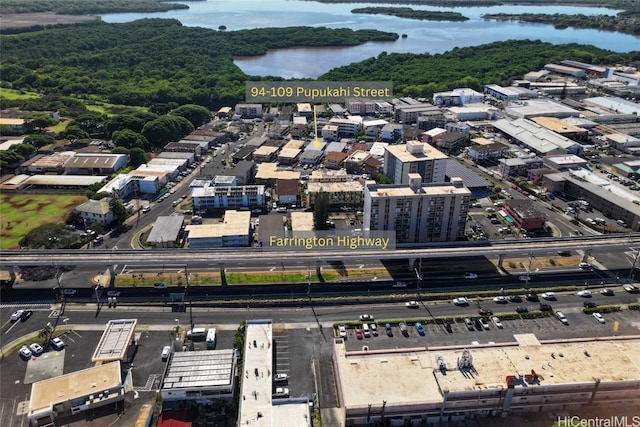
[341, 309, 640, 351]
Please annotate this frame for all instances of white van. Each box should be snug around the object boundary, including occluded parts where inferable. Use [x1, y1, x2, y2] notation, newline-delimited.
[362, 323, 371, 338]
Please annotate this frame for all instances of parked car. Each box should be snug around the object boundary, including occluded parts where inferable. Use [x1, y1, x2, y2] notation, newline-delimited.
[338, 325, 347, 338]
[478, 308, 493, 316]
[399, 322, 408, 336]
[541, 292, 556, 300]
[453, 297, 469, 306]
[385, 323, 393, 337]
[443, 322, 453, 333]
[600, 288, 614, 296]
[50, 337, 65, 350]
[556, 312, 569, 325]
[359, 314, 373, 321]
[273, 373, 288, 383]
[405, 300, 419, 308]
[161, 346, 171, 360]
[592, 312, 606, 324]
[29, 343, 44, 356]
[576, 290, 592, 298]
[515, 306, 529, 313]
[355, 328, 363, 339]
[370, 323, 378, 336]
[491, 317, 503, 329]
[19, 346, 32, 359]
[583, 301, 597, 308]
[461, 318, 473, 331]
[415, 322, 425, 336]
[493, 296, 508, 304]
[539, 304, 553, 312]
[142, 206, 151, 213]
[478, 318, 490, 330]
[525, 293, 539, 302]
[273, 387, 290, 398]
[508, 295, 522, 303]
[10, 309, 24, 322]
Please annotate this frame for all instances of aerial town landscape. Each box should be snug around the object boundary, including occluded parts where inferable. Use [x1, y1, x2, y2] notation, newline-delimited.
[1, 0, 640, 426]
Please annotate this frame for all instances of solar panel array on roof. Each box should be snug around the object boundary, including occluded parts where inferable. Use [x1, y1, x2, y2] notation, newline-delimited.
[445, 159, 491, 188]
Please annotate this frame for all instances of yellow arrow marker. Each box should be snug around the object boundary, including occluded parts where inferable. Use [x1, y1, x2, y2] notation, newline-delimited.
[312, 105, 320, 147]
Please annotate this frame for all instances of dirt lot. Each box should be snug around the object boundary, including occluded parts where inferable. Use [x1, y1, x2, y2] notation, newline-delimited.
[1, 12, 99, 29]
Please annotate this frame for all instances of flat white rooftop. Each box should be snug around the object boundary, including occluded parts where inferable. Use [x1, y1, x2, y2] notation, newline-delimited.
[92, 319, 137, 362]
[335, 335, 640, 410]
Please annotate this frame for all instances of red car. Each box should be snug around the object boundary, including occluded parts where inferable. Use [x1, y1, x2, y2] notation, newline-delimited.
[355, 328, 363, 339]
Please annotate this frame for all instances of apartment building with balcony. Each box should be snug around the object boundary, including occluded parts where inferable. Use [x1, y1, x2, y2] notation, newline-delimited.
[383, 141, 448, 185]
[363, 174, 470, 244]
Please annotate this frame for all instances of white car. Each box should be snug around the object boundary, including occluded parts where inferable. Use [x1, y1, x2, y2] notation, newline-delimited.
[493, 296, 508, 304]
[541, 292, 556, 300]
[161, 346, 171, 360]
[10, 309, 24, 322]
[19, 346, 32, 359]
[359, 314, 373, 321]
[592, 312, 605, 324]
[154, 283, 168, 290]
[556, 312, 569, 325]
[405, 301, 419, 308]
[50, 337, 65, 350]
[624, 284, 639, 293]
[338, 325, 347, 338]
[453, 297, 469, 306]
[29, 343, 44, 356]
[576, 290, 592, 298]
[579, 262, 592, 269]
[491, 316, 503, 328]
[273, 387, 290, 398]
[142, 206, 151, 213]
[273, 373, 288, 382]
[464, 272, 478, 279]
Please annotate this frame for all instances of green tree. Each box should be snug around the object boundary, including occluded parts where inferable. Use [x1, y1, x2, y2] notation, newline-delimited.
[129, 147, 148, 168]
[313, 190, 330, 230]
[109, 198, 127, 226]
[112, 128, 149, 150]
[23, 112, 57, 132]
[59, 124, 89, 141]
[141, 115, 193, 149]
[170, 104, 212, 128]
[24, 134, 55, 148]
[10, 143, 36, 158]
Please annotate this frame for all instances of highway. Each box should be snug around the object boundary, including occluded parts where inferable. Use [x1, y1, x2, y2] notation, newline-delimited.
[2, 234, 640, 267]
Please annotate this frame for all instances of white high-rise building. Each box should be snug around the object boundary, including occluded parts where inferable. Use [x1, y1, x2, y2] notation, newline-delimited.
[363, 174, 470, 244]
[383, 141, 448, 185]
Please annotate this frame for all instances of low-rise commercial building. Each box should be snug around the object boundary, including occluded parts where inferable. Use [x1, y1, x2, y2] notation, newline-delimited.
[28, 362, 125, 426]
[333, 334, 640, 425]
[192, 184, 266, 212]
[503, 199, 547, 231]
[185, 210, 251, 248]
[147, 215, 185, 248]
[161, 349, 237, 402]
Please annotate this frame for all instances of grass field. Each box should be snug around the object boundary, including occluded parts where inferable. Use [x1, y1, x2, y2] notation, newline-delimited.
[0, 193, 86, 249]
[0, 88, 40, 100]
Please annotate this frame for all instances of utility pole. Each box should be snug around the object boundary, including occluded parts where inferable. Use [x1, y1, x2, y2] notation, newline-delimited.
[185, 264, 194, 331]
[628, 248, 640, 284]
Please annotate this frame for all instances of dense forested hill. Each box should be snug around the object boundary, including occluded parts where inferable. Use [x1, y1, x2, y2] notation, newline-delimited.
[1, 19, 397, 109]
[2, 19, 639, 109]
[320, 40, 640, 97]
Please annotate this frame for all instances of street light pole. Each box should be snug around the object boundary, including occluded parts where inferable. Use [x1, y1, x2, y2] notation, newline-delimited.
[628, 248, 640, 284]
